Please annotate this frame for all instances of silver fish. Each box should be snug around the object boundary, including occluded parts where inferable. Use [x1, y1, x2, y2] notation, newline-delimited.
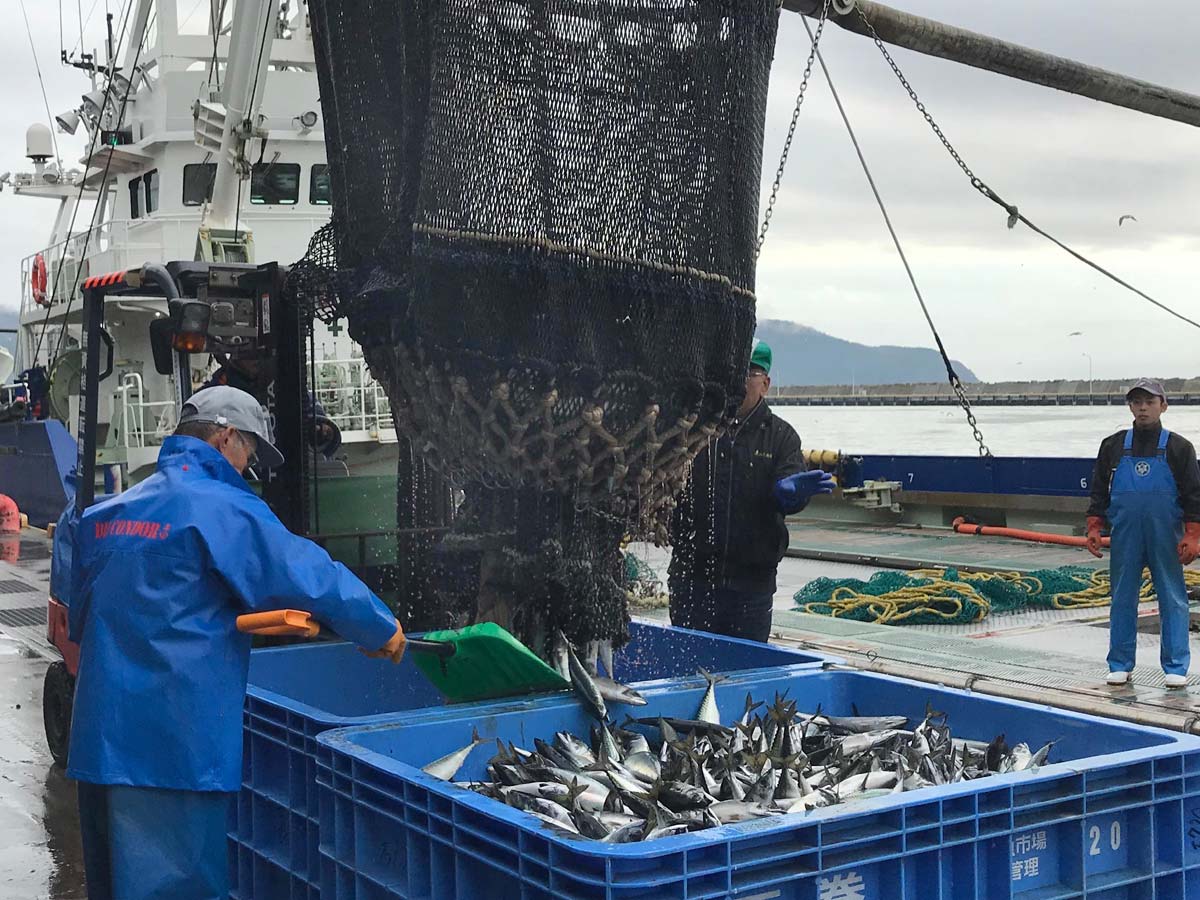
[422, 728, 486, 781]
[552, 642, 570, 680]
[826, 715, 908, 734]
[599, 640, 615, 679]
[835, 770, 898, 798]
[594, 677, 648, 707]
[453, 692, 1052, 841]
[555, 731, 596, 768]
[560, 631, 607, 722]
[601, 820, 646, 843]
[709, 800, 781, 824]
[527, 809, 579, 834]
[840, 730, 902, 756]
[624, 751, 661, 783]
[1028, 740, 1057, 768]
[696, 668, 724, 725]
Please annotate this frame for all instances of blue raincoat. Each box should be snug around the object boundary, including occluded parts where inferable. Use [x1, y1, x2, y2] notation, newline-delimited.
[66, 435, 397, 790]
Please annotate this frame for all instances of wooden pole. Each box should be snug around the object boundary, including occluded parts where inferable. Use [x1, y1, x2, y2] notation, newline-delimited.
[781, 0, 1200, 128]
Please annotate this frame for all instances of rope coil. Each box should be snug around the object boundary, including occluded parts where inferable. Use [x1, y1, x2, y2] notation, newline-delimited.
[795, 566, 1200, 626]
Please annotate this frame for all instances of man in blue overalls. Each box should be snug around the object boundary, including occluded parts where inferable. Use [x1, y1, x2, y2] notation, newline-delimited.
[1087, 378, 1200, 688]
[68, 386, 407, 899]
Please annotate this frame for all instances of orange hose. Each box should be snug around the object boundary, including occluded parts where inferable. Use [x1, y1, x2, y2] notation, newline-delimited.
[951, 516, 1111, 548]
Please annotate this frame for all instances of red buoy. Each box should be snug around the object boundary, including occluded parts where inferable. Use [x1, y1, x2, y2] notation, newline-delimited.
[0, 494, 19, 534]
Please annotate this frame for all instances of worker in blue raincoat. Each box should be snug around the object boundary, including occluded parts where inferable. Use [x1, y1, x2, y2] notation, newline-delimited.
[67, 386, 406, 900]
[1087, 378, 1200, 689]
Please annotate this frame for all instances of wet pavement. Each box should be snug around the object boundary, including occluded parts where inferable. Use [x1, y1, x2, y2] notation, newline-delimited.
[0, 636, 85, 899]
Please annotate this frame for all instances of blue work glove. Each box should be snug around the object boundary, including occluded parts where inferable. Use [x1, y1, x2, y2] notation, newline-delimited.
[773, 470, 835, 515]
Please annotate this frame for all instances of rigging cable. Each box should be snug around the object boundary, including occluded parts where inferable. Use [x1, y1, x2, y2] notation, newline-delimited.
[66, 0, 101, 60]
[852, 4, 1200, 333]
[233, 5, 276, 242]
[799, 16, 991, 457]
[19, 0, 64, 170]
[27, 0, 135, 367]
[757, 0, 832, 255]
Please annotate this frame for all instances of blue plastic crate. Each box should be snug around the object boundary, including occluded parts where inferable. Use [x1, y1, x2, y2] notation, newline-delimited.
[230, 620, 834, 898]
[314, 669, 1200, 900]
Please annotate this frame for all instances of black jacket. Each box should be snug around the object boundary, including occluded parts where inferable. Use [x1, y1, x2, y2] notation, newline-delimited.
[1087, 422, 1200, 523]
[668, 400, 804, 593]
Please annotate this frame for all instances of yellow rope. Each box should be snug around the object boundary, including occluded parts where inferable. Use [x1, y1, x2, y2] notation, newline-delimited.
[800, 567, 1200, 625]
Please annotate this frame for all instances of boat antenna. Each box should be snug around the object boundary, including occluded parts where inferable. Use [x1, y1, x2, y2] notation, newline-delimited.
[26, 0, 138, 366]
[800, 16, 991, 457]
[19, 0, 64, 172]
[853, 4, 1200, 333]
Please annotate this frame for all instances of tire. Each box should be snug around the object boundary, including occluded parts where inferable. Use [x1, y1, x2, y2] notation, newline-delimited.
[42, 661, 75, 768]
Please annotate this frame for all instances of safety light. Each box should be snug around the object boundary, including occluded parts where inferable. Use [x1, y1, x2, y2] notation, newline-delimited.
[171, 301, 211, 353]
[55, 109, 81, 135]
[81, 90, 108, 120]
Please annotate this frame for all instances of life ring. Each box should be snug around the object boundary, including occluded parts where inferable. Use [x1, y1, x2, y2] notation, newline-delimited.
[31, 253, 48, 306]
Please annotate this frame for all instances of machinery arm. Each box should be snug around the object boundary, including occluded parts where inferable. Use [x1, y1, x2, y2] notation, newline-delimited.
[202, 0, 281, 233]
[782, 0, 1200, 128]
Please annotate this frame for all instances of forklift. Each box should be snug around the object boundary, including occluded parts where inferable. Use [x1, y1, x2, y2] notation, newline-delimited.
[40, 259, 436, 763]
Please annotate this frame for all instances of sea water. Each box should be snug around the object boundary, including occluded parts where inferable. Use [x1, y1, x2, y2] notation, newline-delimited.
[773, 405, 1200, 458]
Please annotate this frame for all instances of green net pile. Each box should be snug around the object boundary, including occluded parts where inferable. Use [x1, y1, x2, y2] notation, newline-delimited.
[792, 565, 1193, 626]
[623, 552, 669, 608]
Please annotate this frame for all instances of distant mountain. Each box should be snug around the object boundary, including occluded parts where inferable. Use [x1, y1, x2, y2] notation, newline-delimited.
[754, 319, 979, 386]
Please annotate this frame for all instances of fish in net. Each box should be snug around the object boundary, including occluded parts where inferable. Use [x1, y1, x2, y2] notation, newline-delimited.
[288, 0, 782, 651]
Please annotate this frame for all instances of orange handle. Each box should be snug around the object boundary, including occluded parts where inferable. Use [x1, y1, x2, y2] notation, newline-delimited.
[236, 609, 321, 637]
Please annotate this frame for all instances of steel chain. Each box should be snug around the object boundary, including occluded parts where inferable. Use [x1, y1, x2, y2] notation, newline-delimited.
[855, 4, 993, 457]
[757, 0, 833, 256]
[950, 375, 992, 458]
[853, 6, 995, 207]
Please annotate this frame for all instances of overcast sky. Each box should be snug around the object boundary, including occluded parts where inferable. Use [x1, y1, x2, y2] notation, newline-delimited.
[1, 0, 1197, 381]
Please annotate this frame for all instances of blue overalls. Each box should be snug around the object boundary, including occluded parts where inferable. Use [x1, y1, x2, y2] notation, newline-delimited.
[1107, 428, 1191, 676]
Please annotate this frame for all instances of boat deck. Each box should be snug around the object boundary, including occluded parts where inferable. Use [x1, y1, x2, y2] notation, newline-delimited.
[632, 518, 1200, 734]
[4, 523, 1200, 736]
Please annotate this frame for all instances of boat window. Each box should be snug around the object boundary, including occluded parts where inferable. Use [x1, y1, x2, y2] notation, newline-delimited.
[144, 169, 159, 214]
[129, 176, 141, 219]
[250, 162, 301, 205]
[310, 164, 331, 205]
[183, 163, 217, 206]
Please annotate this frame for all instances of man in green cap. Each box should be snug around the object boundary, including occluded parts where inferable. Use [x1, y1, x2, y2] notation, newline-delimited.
[668, 338, 833, 642]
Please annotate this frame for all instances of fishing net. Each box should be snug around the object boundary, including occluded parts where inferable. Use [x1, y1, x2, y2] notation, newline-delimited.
[293, 0, 779, 524]
[794, 566, 1200, 626]
[624, 551, 668, 609]
[291, 0, 781, 646]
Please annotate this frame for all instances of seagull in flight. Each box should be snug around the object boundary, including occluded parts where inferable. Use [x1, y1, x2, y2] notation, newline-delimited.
[1118, 214, 1138, 227]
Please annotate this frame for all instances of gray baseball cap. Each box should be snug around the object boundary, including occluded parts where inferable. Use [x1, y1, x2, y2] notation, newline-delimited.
[178, 385, 285, 468]
[1125, 378, 1167, 401]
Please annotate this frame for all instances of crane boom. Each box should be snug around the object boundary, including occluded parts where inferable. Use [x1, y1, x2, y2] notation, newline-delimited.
[195, 0, 281, 261]
[783, 0, 1200, 128]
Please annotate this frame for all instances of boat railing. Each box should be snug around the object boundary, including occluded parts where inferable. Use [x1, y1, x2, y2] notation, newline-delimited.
[312, 357, 396, 441]
[116, 372, 177, 449]
[19, 220, 164, 320]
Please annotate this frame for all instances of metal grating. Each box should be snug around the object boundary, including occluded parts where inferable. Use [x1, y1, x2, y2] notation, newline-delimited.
[0, 579, 35, 595]
[0, 606, 46, 628]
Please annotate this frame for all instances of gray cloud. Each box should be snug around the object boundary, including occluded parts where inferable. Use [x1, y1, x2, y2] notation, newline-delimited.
[0, 0, 1196, 381]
